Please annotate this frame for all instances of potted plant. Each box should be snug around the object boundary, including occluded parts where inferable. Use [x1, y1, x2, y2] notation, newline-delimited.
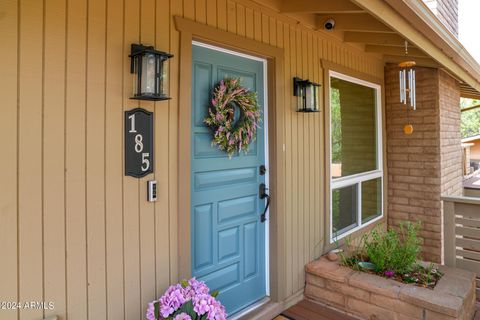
[146, 278, 227, 320]
[340, 222, 443, 288]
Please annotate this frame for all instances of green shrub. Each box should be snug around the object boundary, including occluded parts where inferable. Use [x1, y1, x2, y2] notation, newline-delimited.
[362, 222, 421, 274]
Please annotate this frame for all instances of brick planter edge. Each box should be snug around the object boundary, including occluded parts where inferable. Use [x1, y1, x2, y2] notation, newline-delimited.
[305, 257, 476, 320]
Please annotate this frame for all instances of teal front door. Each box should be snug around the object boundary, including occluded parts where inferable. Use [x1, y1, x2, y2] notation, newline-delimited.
[191, 43, 267, 315]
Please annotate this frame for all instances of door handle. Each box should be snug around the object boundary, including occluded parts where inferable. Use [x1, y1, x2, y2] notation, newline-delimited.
[259, 183, 270, 223]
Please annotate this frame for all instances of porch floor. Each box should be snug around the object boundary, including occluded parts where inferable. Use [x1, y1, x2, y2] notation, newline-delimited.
[273, 300, 480, 320]
[274, 300, 359, 320]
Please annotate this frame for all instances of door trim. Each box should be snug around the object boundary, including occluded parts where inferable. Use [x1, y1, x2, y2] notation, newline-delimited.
[175, 16, 287, 302]
[192, 40, 270, 295]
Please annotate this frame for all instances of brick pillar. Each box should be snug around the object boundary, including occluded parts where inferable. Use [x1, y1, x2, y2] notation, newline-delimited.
[439, 71, 462, 196]
[385, 64, 462, 263]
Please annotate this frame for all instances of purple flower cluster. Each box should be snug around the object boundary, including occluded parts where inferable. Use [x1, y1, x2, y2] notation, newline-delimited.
[158, 284, 187, 318]
[193, 294, 227, 320]
[384, 270, 395, 278]
[174, 313, 192, 320]
[185, 278, 210, 300]
[146, 278, 227, 320]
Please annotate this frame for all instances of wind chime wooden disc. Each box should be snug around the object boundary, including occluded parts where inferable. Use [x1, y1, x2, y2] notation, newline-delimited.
[398, 61, 416, 68]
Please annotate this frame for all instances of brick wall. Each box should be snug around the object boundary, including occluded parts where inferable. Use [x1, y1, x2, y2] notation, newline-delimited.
[439, 70, 463, 196]
[385, 64, 462, 263]
[423, 0, 458, 36]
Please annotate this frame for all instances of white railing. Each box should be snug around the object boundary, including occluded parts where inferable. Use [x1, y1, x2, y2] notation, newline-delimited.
[443, 195, 480, 298]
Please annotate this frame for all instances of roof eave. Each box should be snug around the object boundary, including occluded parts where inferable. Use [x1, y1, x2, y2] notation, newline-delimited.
[351, 0, 480, 95]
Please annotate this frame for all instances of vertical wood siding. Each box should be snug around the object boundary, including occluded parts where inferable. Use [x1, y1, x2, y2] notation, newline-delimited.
[0, 0, 383, 319]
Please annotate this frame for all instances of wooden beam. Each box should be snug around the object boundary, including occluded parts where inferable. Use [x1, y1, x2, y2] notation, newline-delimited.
[461, 104, 480, 112]
[383, 55, 441, 68]
[344, 31, 406, 46]
[316, 13, 393, 32]
[365, 45, 427, 57]
[281, 0, 363, 13]
[460, 83, 480, 100]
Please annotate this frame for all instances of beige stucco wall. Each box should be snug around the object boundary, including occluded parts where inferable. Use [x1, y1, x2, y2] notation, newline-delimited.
[470, 141, 480, 161]
[0, 0, 384, 319]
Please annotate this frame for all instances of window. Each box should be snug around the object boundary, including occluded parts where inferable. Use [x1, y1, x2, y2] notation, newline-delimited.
[329, 71, 383, 241]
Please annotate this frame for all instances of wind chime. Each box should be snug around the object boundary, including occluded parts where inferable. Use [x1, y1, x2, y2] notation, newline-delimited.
[399, 41, 416, 135]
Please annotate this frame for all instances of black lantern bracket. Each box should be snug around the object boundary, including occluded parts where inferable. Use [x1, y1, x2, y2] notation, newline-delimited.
[129, 43, 173, 101]
[293, 77, 321, 113]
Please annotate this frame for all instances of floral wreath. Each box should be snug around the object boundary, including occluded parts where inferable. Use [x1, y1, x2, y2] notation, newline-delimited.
[204, 78, 261, 157]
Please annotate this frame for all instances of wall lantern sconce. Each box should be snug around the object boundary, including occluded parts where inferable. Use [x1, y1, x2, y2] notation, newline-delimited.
[293, 77, 321, 112]
[130, 43, 173, 101]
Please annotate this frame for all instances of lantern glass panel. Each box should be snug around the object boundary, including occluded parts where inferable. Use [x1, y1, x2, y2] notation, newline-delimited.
[141, 53, 156, 94]
[314, 85, 319, 111]
[305, 84, 319, 111]
[132, 56, 139, 96]
[297, 86, 304, 112]
[305, 84, 314, 110]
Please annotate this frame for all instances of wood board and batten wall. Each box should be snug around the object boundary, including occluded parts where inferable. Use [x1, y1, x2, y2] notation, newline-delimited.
[0, 0, 384, 319]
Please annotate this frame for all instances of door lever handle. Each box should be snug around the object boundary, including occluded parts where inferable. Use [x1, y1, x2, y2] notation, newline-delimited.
[259, 183, 270, 222]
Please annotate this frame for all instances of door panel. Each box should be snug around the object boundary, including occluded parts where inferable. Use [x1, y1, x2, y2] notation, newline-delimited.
[191, 44, 266, 315]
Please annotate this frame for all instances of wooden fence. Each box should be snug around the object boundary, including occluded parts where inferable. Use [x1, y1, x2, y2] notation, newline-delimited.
[443, 195, 480, 299]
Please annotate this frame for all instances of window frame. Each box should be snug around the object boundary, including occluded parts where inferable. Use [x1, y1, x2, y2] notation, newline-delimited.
[328, 70, 384, 243]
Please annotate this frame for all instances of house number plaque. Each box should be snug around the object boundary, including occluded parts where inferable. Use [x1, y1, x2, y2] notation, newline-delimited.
[125, 108, 154, 178]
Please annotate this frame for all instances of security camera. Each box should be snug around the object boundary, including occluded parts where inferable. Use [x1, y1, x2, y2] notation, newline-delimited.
[324, 18, 335, 30]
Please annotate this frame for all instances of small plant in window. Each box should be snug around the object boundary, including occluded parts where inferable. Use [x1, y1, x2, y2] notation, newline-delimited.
[339, 222, 443, 289]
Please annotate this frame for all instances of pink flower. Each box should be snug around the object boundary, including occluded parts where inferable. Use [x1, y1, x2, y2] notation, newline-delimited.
[174, 313, 192, 320]
[193, 294, 227, 320]
[207, 298, 227, 320]
[158, 284, 187, 318]
[185, 278, 209, 299]
[219, 81, 226, 93]
[146, 277, 227, 320]
[384, 270, 395, 278]
[145, 301, 157, 320]
[215, 113, 224, 121]
[193, 294, 211, 315]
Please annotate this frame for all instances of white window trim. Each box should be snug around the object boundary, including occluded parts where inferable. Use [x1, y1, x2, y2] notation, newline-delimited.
[329, 70, 384, 243]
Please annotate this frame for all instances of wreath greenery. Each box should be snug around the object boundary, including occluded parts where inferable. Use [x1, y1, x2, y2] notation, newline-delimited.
[204, 78, 262, 157]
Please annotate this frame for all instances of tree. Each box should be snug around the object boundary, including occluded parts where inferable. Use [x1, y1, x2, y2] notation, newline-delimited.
[460, 98, 480, 138]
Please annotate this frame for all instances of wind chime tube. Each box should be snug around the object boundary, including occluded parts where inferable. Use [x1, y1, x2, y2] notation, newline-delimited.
[399, 70, 403, 103]
[411, 69, 417, 110]
[408, 69, 413, 107]
[403, 69, 407, 104]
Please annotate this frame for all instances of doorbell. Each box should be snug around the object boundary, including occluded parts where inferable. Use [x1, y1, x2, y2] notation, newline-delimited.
[148, 180, 157, 202]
